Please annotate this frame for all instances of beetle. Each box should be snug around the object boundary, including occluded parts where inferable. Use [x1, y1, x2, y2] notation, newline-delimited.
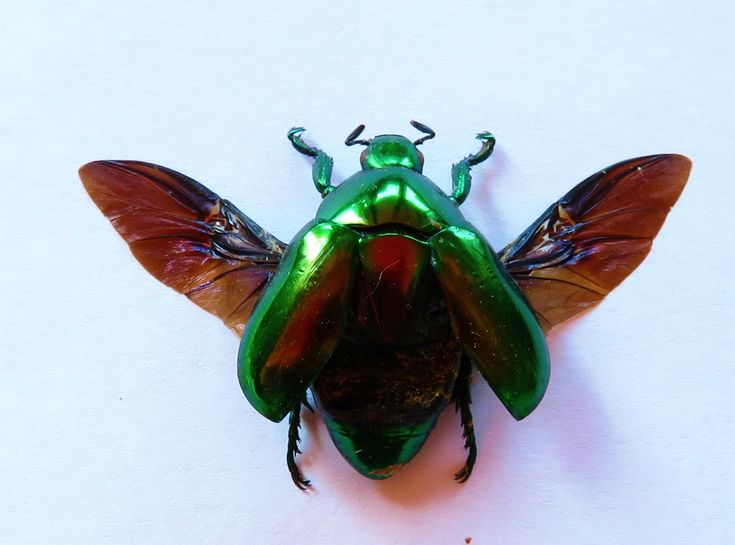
[79, 121, 691, 489]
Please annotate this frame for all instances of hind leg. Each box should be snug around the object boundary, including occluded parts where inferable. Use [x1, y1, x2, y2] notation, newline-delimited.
[286, 399, 312, 490]
[453, 354, 477, 483]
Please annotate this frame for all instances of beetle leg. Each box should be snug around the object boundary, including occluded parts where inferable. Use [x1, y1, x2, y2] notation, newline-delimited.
[286, 401, 311, 490]
[452, 354, 477, 483]
[287, 127, 334, 196]
[451, 132, 496, 205]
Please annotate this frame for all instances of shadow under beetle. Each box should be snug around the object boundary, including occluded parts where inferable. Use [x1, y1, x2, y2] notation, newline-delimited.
[79, 121, 691, 489]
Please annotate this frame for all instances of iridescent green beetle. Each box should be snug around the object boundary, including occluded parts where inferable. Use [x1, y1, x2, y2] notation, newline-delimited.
[80, 122, 690, 489]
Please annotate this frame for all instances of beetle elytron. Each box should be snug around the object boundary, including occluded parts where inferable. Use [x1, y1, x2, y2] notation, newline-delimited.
[79, 122, 691, 489]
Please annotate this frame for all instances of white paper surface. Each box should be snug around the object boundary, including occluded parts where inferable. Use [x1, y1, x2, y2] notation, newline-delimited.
[2, 1, 734, 544]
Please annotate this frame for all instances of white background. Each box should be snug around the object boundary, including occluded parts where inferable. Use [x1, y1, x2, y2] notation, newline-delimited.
[2, 2, 734, 544]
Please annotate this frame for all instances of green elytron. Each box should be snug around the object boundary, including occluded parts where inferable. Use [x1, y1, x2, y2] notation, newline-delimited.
[80, 122, 690, 489]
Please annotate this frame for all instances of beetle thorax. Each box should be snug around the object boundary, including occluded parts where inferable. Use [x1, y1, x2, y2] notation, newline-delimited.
[315, 168, 469, 234]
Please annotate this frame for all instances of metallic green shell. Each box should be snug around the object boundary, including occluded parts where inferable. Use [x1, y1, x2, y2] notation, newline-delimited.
[430, 226, 550, 419]
[237, 220, 358, 422]
[238, 159, 549, 477]
[315, 167, 470, 233]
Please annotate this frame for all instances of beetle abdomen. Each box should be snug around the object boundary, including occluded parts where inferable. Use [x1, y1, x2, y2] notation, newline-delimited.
[312, 231, 459, 478]
[312, 329, 459, 479]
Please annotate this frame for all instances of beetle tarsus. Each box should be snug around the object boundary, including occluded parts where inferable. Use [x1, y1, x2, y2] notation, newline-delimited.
[452, 355, 477, 483]
[287, 402, 311, 490]
[287, 127, 317, 157]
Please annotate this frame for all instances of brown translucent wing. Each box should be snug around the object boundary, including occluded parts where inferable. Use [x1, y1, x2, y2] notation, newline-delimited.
[79, 160, 287, 335]
[500, 154, 691, 332]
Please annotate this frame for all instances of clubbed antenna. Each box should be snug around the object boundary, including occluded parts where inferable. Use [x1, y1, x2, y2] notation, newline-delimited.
[345, 124, 371, 146]
[411, 120, 435, 146]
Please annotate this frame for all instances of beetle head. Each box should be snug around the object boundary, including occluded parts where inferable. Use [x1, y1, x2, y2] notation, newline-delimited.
[345, 121, 435, 173]
[360, 135, 424, 172]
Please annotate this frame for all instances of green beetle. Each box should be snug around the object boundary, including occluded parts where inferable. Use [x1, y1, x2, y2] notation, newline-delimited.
[238, 122, 549, 486]
[80, 122, 690, 489]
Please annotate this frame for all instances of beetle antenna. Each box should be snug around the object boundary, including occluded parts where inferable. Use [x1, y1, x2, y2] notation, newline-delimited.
[345, 124, 371, 146]
[411, 120, 435, 146]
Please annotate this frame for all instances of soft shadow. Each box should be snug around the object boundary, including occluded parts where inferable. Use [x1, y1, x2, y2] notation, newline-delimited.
[470, 148, 512, 240]
[475, 147, 510, 203]
[364, 318, 618, 504]
[544, 319, 618, 485]
[367, 372, 513, 506]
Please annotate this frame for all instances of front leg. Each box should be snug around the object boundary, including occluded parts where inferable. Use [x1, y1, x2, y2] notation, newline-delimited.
[287, 127, 334, 197]
[451, 132, 496, 204]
